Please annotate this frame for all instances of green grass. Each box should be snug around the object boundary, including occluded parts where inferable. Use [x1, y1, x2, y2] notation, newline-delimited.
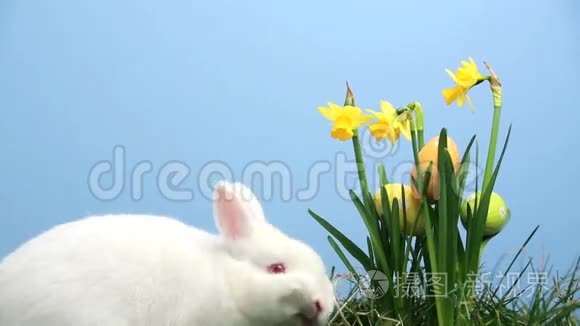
[328, 257, 580, 325]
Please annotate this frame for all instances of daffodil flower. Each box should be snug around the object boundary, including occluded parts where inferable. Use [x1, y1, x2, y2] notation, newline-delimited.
[442, 57, 486, 109]
[367, 101, 412, 143]
[318, 102, 373, 141]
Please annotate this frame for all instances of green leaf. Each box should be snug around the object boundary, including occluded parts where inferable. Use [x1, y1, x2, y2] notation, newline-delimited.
[499, 258, 532, 302]
[492, 225, 539, 296]
[400, 186, 416, 277]
[378, 164, 389, 186]
[455, 229, 466, 283]
[327, 236, 360, 284]
[390, 195, 402, 273]
[349, 191, 391, 276]
[465, 142, 481, 275]
[437, 129, 449, 276]
[309, 209, 373, 271]
[437, 128, 460, 323]
[456, 135, 476, 221]
[366, 236, 375, 266]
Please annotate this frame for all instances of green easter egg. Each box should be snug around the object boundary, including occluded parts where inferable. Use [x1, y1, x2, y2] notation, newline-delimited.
[460, 192, 510, 236]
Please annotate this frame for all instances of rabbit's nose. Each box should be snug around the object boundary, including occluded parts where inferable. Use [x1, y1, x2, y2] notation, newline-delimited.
[300, 301, 324, 326]
[314, 300, 322, 315]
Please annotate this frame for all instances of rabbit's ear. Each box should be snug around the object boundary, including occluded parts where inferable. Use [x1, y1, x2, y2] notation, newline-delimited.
[213, 181, 265, 240]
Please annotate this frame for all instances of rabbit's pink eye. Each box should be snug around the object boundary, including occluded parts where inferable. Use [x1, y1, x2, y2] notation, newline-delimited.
[267, 263, 286, 274]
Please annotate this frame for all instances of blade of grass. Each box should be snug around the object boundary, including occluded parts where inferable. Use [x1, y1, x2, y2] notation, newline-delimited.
[349, 191, 395, 309]
[499, 258, 533, 302]
[309, 209, 374, 271]
[367, 236, 375, 267]
[378, 164, 389, 186]
[437, 130, 449, 279]
[327, 236, 360, 284]
[492, 225, 540, 296]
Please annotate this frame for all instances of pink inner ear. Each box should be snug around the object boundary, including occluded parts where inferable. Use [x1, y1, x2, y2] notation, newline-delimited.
[215, 186, 245, 240]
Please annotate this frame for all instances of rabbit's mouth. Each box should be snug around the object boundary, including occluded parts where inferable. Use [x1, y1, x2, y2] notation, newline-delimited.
[297, 299, 324, 326]
[298, 314, 320, 326]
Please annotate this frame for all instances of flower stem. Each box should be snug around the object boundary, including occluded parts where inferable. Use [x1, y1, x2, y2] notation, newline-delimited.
[344, 82, 369, 202]
[482, 64, 502, 192]
[479, 237, 491, 260]
[352, 130, 370, 197]
[413, 102, 425, 149]
[478, 63, 502, 273]
[482, 104, 501, 191]
[344, 82, 371, 198]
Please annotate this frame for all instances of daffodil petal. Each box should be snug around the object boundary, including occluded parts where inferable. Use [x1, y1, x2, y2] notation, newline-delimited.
[465, 95, 475, 111]
[387, 128, 400, 144]
[328, 102, 342, 110]
[366, 109, 382, 119]
[318, 106, 336, 121]
[397, 120, 412, 140]
[379, 101, 397, 117]
[445, 69, 458, 83]
[357, 113, 373, 125]
[456, 92, 465, 107]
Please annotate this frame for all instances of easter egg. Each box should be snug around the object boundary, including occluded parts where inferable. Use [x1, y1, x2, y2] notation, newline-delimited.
[460, 192, 510, 236]
[374, 183, 425, 236]
[410, 136, 461, 201]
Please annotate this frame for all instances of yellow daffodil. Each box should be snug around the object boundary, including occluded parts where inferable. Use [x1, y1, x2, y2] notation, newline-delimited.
[442, 57, 486, 109]
[367, 101, 412, 143]
[318, 102, 372, 141]
[367, 101, 398, 142]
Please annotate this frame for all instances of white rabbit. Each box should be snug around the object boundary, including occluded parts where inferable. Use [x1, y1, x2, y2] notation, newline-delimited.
[0, 181, 335, 326]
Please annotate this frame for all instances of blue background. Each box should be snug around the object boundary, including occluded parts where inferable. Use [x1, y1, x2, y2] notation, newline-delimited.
[1, 0, 578, 275]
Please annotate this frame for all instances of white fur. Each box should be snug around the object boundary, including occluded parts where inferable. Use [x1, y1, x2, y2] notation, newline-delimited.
[0, 182, 334, 326]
